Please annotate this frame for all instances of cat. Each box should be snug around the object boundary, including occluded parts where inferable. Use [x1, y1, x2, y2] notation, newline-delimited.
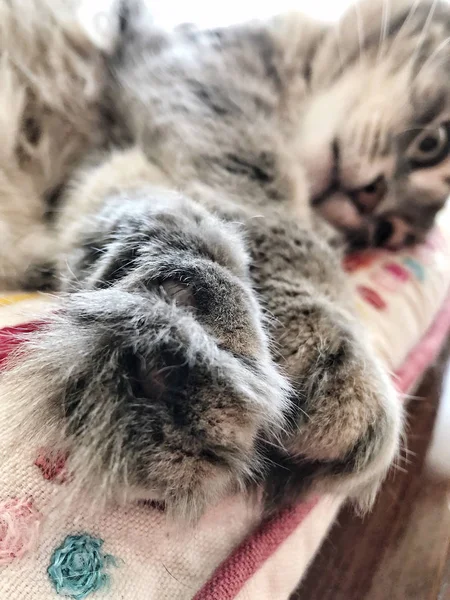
[3, 0, 449, 520]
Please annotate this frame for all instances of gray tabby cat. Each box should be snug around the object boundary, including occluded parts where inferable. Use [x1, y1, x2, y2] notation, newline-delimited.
[2, 0, 449, 520]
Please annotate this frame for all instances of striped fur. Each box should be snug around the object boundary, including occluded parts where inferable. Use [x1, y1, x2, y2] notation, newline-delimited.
[9, 0, 450, 518]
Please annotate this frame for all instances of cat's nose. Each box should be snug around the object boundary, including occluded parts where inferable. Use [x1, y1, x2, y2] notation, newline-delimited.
[373, 219, 394, 247]
[373, 216, 414, 249]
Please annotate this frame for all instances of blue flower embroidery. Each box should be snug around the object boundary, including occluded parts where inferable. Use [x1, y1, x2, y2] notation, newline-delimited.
[402, 257, 425, 282]
[48, 534, 117, 600]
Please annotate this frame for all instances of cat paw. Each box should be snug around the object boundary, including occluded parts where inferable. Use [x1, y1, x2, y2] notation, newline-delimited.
[3, 194, 291, 521]
[263, 301, 403, 512]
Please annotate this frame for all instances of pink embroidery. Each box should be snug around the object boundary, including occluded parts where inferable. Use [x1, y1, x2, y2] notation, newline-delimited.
[383, 262, 410, 282]
[0, 322, 46, 370]
[0, 497, 42, 565]
[357, 285, 387, 310]
[35, 449, 68, 484]
[343, 252, 378, 273]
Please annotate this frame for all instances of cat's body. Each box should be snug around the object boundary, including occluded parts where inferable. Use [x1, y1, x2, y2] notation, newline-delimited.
[2, 0, 449, 518]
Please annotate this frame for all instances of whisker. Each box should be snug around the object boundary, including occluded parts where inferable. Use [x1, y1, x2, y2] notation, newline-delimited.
[415, 34, 450, 81]
[391, 463, 408, 474]
[353, 0, 366, 67]
[390, 0, 423, 52]
[333, 18, 345, 76]
[376, 0, 391, 66]
[408, 0, 439, 75]
[401, 447, 417, 457]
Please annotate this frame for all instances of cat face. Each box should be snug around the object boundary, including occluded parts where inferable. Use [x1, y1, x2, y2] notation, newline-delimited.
[301, 0, 450, 249]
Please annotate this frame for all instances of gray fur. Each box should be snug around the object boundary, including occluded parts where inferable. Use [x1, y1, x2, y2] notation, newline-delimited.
[10, 0, 450, 518]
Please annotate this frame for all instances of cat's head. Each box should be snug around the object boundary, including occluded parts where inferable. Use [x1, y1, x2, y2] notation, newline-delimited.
[301, 0, 450, 249]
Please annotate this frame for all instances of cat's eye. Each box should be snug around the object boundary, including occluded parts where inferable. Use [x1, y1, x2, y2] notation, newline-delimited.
[410, 124, 450, 168]
[353, 175, 387, 213]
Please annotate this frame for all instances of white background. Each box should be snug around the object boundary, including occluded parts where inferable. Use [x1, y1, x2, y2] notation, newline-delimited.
[151, 0, 355, 29]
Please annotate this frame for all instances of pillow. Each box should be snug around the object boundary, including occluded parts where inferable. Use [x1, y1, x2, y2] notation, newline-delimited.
[0, 205, 449, 600]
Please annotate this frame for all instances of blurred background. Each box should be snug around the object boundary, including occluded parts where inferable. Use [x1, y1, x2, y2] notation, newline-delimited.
[151, 0, 353, 28]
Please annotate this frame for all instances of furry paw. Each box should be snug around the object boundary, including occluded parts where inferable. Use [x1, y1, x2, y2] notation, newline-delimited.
[243, 215, 403, 513]
[3, 193, 291, 521]
[263, 299, 403, 512]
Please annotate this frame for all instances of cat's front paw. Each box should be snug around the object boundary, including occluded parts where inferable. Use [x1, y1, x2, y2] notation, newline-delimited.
[263, 301, 403, 512]
[3, 277, 289, 521]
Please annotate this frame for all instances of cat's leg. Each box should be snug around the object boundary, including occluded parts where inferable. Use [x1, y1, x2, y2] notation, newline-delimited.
[247, 214, 402, 511]
[2, 151, 291, 521]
